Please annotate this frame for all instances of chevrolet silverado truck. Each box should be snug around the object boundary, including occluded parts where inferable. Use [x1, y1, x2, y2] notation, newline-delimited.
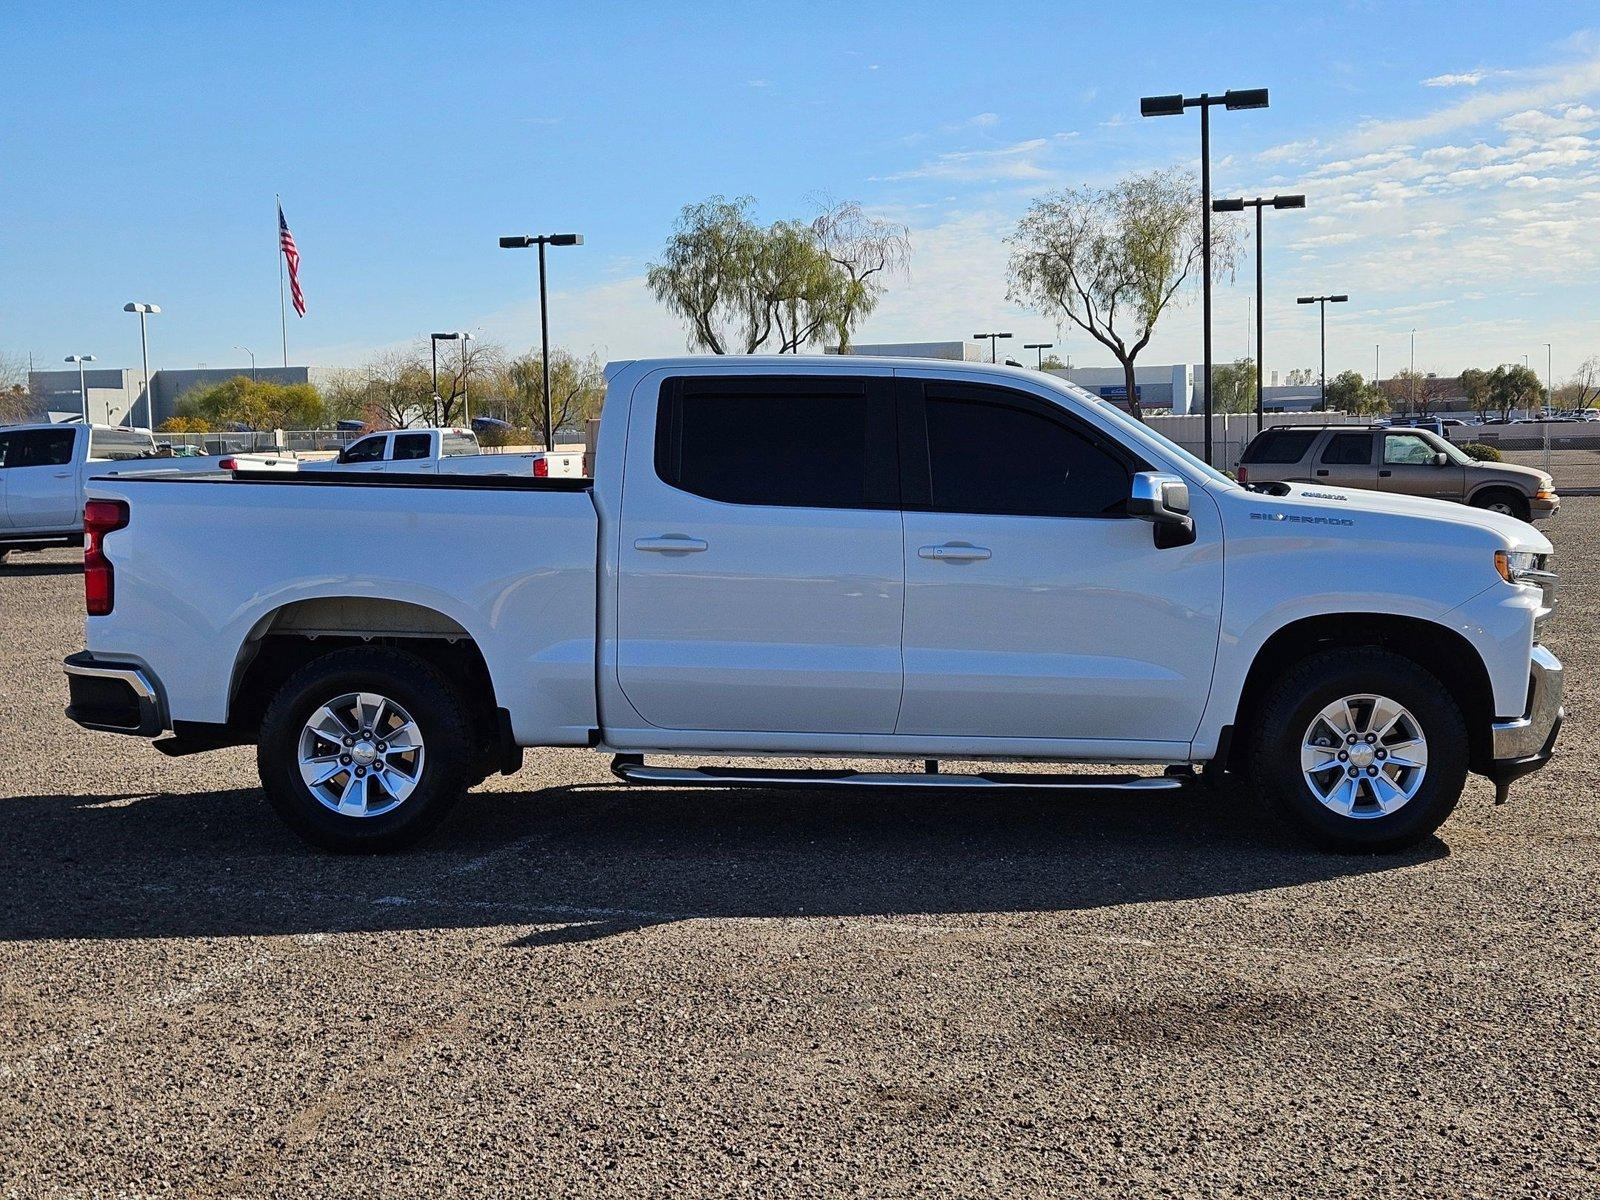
[301, 427, 583, 478]
[63, 358, 1563, 853]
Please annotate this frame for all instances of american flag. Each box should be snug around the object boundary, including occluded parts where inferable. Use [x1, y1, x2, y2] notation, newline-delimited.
[278, 202, 305, 317]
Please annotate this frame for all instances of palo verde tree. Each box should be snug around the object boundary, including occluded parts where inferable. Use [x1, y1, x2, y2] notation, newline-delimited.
[1210, 357, 1257, 415]
[647, 195, 906, 355]
[1007, 169, 1237, 421]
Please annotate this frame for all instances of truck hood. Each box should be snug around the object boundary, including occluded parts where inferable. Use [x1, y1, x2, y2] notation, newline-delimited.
[1475, 460, 1553, 489]
[1227, 481, 1553, 553]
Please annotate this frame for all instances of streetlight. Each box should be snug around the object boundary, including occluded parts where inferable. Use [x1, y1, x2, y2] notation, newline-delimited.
[1142, 86, 1269, 461]
[1024, 342, 1054, 370]
[1544, 342, 1554, 471]
[1296, 294, 1348, 409]
[972, 332, 1012, 363]
[123, 302, 160, 429]
[430, 332, 463, 426]
[1410, 328, 1416, 415]
[234, 346, 257, 382]
[64, 354, 96, 422]
[499, 232, 584, 451]
[459, 332, 475, 425]
[1374, 344, 1380, 388]
[1211, 194, 1305, 433]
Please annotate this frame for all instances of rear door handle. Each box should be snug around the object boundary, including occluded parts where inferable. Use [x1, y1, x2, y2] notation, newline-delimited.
[1378, 469, 1392, 477]
[918, 543, 992, 562]
[54, 471, 72, 478]
[635, 535, 708, 554]
[1315, 469, 1330, 477]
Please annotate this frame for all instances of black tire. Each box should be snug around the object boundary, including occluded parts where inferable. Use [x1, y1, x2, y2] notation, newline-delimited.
[1470, 487, 1530, 522]
[1245, 647, 1468, 852]
[257, 646, 474, 852]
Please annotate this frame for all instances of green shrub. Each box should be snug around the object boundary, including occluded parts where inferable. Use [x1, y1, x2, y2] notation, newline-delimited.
[1459, 442, 1502, 462]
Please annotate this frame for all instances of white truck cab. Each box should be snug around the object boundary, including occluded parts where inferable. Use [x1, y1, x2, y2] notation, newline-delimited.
[64, 359, 1562, 853]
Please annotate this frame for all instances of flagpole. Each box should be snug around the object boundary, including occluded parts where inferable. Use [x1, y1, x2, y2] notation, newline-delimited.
[277, 194, 289, 367]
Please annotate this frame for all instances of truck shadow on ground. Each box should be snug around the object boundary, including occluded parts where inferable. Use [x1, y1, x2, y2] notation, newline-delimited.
[0, 780, 1444, 945]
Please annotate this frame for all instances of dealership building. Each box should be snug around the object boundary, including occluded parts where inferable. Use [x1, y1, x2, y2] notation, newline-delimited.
[26, 365, 319, 428]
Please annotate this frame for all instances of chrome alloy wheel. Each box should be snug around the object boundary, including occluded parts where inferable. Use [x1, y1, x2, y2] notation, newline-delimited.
[1483, 498, 1518, 515]
[297, 691, 425, 818]
[1300, 693, 1428, 819]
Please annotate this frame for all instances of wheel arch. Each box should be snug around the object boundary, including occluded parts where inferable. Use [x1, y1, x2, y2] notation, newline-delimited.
[1228, 613, 1496, 774]
[226, 597, 500, 740]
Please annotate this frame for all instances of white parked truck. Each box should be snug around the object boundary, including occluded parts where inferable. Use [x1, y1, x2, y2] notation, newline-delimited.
[64, 358, 1562, 852]
[0, 423, 238, 561]
[302, 427, 582, 478]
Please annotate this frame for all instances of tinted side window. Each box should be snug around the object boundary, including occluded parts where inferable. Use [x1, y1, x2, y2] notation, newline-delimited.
[656, 379, 895, 509]
[88, 427, 155, 461]
[343, 436, 385, 463]
[392, 433, 432, 461]
[1321, 432, 1373, 465]
[921, 394, 1130, 518]
[15, 429, 77, 467]
[1241, 429, 1319, 464]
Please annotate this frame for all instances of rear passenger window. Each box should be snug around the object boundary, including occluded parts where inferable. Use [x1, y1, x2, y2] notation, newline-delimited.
[1241, 429, 1319, 464]
[1321, 433, 1372, 465]
[14, 428, 77, 467]
[656, 378, 895, 509]
[392, 433, 432, 461]
[88, 428, 155, 461]
[919, 390, 1131, 518]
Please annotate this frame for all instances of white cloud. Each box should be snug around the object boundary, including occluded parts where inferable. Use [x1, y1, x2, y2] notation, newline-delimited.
[881, 137, 1058, 183]
[1422, 71, 1487, 87]
[942, 112, 1000, 131]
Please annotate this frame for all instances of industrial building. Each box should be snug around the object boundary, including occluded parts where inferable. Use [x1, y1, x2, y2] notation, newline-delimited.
[25, 365, 317, 428]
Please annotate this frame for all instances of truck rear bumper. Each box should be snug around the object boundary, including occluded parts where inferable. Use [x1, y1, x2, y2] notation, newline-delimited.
[1485, 644, 1563, 801]
[63, 651, 164, 737]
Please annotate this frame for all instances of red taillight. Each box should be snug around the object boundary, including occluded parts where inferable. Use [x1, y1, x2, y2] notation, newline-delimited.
[84, 499, 129, 617]
[532, 457, 549, 478]
[1236, 466, 1249, 484]
[219, 457, 240, 471]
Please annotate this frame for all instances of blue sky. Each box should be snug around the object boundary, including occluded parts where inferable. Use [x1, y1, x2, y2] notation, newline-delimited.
[3, 2, 1597, 384]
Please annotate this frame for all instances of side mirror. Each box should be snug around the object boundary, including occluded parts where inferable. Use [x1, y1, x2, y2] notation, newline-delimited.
[1129, 471, 1196, 547]
[1433, 452, 1448, 467]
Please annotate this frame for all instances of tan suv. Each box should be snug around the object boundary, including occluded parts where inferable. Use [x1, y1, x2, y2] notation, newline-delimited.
[1237, 425, 1560, 522]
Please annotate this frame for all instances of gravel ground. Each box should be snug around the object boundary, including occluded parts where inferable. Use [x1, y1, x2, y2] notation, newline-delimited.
[1, 504, 1596, 1199]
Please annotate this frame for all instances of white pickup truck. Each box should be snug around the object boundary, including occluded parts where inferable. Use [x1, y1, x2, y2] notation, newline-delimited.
[302, 427, 583, 478]
[0, 423, 253, 561]
[64, 358, 1562, 853]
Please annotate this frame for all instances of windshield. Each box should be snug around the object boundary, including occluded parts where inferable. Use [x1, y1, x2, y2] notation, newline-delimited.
[1044, 378, 1239, 489]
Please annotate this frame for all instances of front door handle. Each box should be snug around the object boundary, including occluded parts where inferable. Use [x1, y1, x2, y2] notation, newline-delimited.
[1315, 469, 1330, 477]
[54, 471, 72, 478]
[1378, 469, 1392, 477]
[635, 535, 709, 554]
[918, 543, 992, 562]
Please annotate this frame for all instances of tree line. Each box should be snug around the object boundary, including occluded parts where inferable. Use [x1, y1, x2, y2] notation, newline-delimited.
[156, 339, 606, 438]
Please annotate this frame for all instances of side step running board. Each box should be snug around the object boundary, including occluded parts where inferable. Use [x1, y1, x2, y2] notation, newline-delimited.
[610, 756, 1184, 792]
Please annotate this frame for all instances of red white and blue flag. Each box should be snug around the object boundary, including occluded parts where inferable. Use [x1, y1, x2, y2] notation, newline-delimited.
[278, 202, 306, 317]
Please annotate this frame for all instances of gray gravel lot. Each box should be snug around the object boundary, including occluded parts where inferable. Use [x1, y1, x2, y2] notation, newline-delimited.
[1, 504, 1597, 1198]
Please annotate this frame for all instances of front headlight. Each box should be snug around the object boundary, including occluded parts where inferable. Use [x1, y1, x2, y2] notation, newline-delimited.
[1495, 549, 1544, 584]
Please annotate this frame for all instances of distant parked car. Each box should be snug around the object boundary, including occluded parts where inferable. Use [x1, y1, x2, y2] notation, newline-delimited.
[1236, 424, 1559, 522]
[301, 427, 582, 478]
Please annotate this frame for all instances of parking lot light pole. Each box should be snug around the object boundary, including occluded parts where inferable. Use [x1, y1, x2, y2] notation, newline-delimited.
[64, 354, 95, 422]
[1142, 87, 1269, 462]
[123, 303, 160, 429]
[1212, 194, 1304, 434]
[1297, 294, 1348, 409]
[1024, 342, 1053, 369]
[1544, 342, 1553, 472]
[234, 346, 257, 382]
[430, 332, 461, 426]
[972, 332, 1012, 363]
[500, 233, 584, 451]
[459, 332, 475, 425]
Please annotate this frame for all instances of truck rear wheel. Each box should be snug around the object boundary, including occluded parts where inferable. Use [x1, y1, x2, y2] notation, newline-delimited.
[1246, 647, 1468, 852]
[257, 646, 473, 852]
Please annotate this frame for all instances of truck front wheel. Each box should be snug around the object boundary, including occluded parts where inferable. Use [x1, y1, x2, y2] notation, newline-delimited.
[257, 646, 474, 852]
[1246, 648, 1468, 852]
[1471, 488, 1530, 522]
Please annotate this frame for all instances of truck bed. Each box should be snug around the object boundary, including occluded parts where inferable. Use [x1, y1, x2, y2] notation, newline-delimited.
[83, 470, 601, 745]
